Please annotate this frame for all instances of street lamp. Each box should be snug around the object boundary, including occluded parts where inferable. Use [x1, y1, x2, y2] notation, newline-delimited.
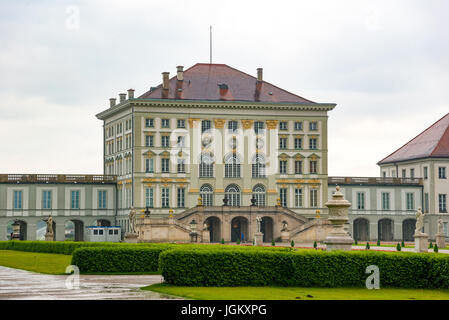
[144, 206, 151, 217]
[190, 219, 198, 243]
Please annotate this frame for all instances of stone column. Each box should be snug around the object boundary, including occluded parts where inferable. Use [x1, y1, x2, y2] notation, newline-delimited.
[324, 186, 353, 251]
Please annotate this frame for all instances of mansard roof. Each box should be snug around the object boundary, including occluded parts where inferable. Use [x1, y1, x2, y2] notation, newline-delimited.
[378, 113, 449, 165]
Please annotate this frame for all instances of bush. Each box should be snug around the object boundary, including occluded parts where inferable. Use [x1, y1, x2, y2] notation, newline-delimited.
[221, 238, 225, 244]
[401, 241, 405, 247]
[354, 240, 358, 245]
[236, 238, 240, 245]
[0, 240, 123, 255]
[159, 248, 445, 288]
[313, 241, 317, 249]
[366, 243, 370, 250]
[271, 239, 275, 246]
[377, 240, 380, 246]
[434, 244, 439, 253]
[291, 240, 295, 247]
[430, 242, 433, 249]
[396, 243, 401, 251]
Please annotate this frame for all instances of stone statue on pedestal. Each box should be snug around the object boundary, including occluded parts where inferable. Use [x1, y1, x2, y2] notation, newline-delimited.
[281, 220, 288, 232]
[438, 218, 443, 234]
[256, 216, 262, 233]
[414, 208, 425, 236]
[413, 208, 428, 252]
[129, 207, 137, 234]
[46, 215, 53, 234]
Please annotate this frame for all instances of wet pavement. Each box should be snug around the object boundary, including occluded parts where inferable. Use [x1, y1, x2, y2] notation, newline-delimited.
[0, 266, 182, 300]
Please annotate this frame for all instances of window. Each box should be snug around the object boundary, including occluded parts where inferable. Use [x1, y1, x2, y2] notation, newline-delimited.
[177, 188, 185, 208]
[145, 188, 154, 208]
[309, 138, 317, 150]
[424, 167, 428, 179]
[254, 121, 264, 135]
[381, 192, 390, 210]
[161, 188, 170, 208]
[145, 158, 154, 173]
[161, 119, 170, 128]
[310, 160, 317, 174]
[424, 193, 429, 213]
[177, 136, 185, 148]
[200, 184, 213, 206]
[279, 121, 288, 130]
[201, 120, 211, 133]
[225, 184, 240, 207]
[279, 160, 287, 174]
[228, 121, 238, 133]
[310, 189, 318, 207]
[406, 192, 414, 210]
[177, 159, 185, 173]
[252, 185, 266, 207]
[93, 229, 98, 235]
[161, 158, 170, 173]
[98, 190, 107, 209]
[295, 188, 303, 207]
[382, 172, 386, 178]
[309, 121, 318, 131]
[357, 192, 365, 210]
[145, 118, 154, 127]
[177, 119, 185, 128]
[294, 122, 303, 131]
[145, 135, 154, 147]
[42, 190, 52, 209]
[161, 135, 170, 148]
[279, 137, 288, 149]
[295, 160, 302, 174]
[279, 188, 287, 207]
[402, 169, 406, 178]
[225, 154, 241, 178]
[410, 168, 415, 179]
[294, 138, 302, 149]
[439, 167, 447, 179]
[71, 190, 80, 209]
[13, 190, 22, 209]
[252, 154, 266, 178]
[439, 194, 447, 213]
[109, 229, 113, 235]
[199, 153, 214, 177]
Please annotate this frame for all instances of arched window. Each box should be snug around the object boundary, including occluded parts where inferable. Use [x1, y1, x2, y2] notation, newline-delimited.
[199, 153, 214, 177]
[252, 154, 266, 178]
[200, 184, 213, 207]
[252, 184, 266, 207]
[225, 184, 241, 207]
[225, 153, 241, 178]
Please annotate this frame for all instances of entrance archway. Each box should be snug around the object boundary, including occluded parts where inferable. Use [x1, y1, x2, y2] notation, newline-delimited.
[378, 218, 394, 241]
[231, 216, 248, 242]
[402, 219, 416, 242]
[261, 217, 273, 242]
[353, 218, 370, 241]
[204, 216, 221, 243]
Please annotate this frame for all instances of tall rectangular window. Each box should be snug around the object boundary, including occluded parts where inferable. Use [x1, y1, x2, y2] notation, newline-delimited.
[201, 120, 211, 133]
[294, 138, 302, 149]
[439, 194, 447, 213]
[13, 190, 22, 209]
[71, 190, 80, 209]
[310, 189, 318, 207]
[161, 119, 170, 128]
[309, 138, 317, 150]
[98, 190, 107, 209]
[295, 188, 303, 207]
[424, 167, 428, 179]
[177, 136, 185, 148]
[254, 121, 264, 134]
[145, 158, 154, 173]
[145, 118, 154, 127]
[357, 192, 365, 210]
[42, 190, 52, 209]
[161, 158, 170, 173]
[294, 121, 303, 131]
[161, 136, 170, 148]
[295, 160, 303, 174]
[424, 193, 429, 213]
[280, 160, 287, 174]
[279, 137, 288, 149]
[310, 160, 317, 174]
[309, 121, 318, 131]
[410, 168, 415, 179]
[279, 121, 288, 130]
[402, 169, 406, 178]
[145, 188, 154, 208]
[177, 119, 185, 128]
[280, 188, 287, 207]
[145, 135, 154, 147]
[177, 188, 185, 208]
[161, 188, 170, 208]
[439, 167, 447, 179]
[177, 159, 185, 173]
[381, 192, 390, 210]
[228, 120, 238, 133]
[406, 192, 414, 210]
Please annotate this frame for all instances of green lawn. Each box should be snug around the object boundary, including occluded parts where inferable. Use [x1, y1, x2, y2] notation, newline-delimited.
[0, 250, 72, 274]
[143, 283, 449, 300]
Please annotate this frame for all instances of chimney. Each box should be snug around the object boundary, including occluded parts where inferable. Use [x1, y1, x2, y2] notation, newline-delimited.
[257, 68, 263, 82]
[127, 89, 135, 99]
[176, 66, 184, 81]
[119, 93, 126, 103]
[109, 98, 116, 108]
[162, 72, 170, 90]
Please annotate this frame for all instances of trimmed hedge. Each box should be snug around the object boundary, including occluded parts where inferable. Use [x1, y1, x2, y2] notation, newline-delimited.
[159, 248, 449, 289]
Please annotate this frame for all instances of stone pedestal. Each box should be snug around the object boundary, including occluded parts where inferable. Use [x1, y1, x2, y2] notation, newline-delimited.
[45, 232, 54, 241]
[436, 233, 446, 249]
[202, 230, 210, 243]
[414, 233, 429, 253]
[324, 186, 354, 251]
[254, 232, 264, 246]
[124, 232, 139, 243]
[281, 231, 290, 243]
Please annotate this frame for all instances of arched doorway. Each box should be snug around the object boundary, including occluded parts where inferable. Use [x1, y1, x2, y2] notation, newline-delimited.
[378, 219, 394, 241]
[95, 219, 111, 227]
[353, 218, 370, 241]
[204, 216, 221, 243]
[261, 217, 273, 242]
[7, 220, 27, 240]
[231, 216, 248, 242]
[402, 219, 416, 242]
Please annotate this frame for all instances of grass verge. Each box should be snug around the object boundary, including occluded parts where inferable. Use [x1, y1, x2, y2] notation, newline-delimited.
[0, 250, 72, 275]
[142, 283, 449, 300]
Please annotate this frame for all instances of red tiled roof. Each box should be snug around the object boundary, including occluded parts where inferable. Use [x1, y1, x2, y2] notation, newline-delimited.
[138, 63, 316, 104]
[378, 113, 449, 164]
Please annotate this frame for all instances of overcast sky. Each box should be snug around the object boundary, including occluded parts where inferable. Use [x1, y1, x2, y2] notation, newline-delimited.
[0, 0, 448, 177]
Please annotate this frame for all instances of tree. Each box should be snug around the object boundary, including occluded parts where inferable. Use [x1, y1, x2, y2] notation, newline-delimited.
[271, 239, 275, 246]
[366, 243, 370, 250]
[313, 241, 317, 249]
[396, 243, 401, 251]
[434, 244, 439, 253]
[291, 240, 295, 247]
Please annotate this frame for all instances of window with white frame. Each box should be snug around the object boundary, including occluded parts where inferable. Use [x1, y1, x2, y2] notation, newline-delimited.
[439, 167, 447, 179]
[145, 135, 154, 147]
[357, 192, 365, 210]
[225, 184, 241, 207]
[310, 189, 318, 207]
[406, 192, 414, 210]
[200, 184, 213, 206]
[294, 121, 303, 131]
[145, 188, 154, 208]
[13, 190, 22, 209]
[279, 188, 287, 207]
[295, 160, 303, 174]
[201, 120, 211, 133]
[98, 190, 107, 209]
[161, 188, 170, 208]
[199, 153, 214, 177]
[279, 121, 288, 130]
[381, 192, 390, 210]
[177, 136, 185, 148]
[279, 160, 287, 174]
[252, 154, 266, 178]
[145, 158, 154, 173]
[309, 121, 318, 131]
[177, 188, 185, 208]
[161, 135, 170, 148]
[161, 119, 170, 128]
[177, 159, 185, 173]
[225, 154, 241, 178]
[310, 160, 318, 174]
[252, 184, 266, 207]
[228, 120, 238, 133]
[279, 137, 288, 149]
[254, 121, 264, 135]
[309, 138, 317, 150]
[161, 158, 170, 173]
[295, 188, 303, 207]
[424, 193, 429, 213]
[424, 167, 428, 179]
[177, 119, 185, 128]
[145, 118, 154, 127]
[42, 190, 52, 209]
[71, 190, 80, 209]
[439, 194, 447, 213]
[294, 138, 302, 149]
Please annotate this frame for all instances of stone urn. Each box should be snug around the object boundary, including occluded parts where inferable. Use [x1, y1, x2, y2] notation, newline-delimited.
[324, 186, 354, 251]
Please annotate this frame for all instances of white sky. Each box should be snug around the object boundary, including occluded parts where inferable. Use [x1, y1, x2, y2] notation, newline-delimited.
[0, 0, 448, 176]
